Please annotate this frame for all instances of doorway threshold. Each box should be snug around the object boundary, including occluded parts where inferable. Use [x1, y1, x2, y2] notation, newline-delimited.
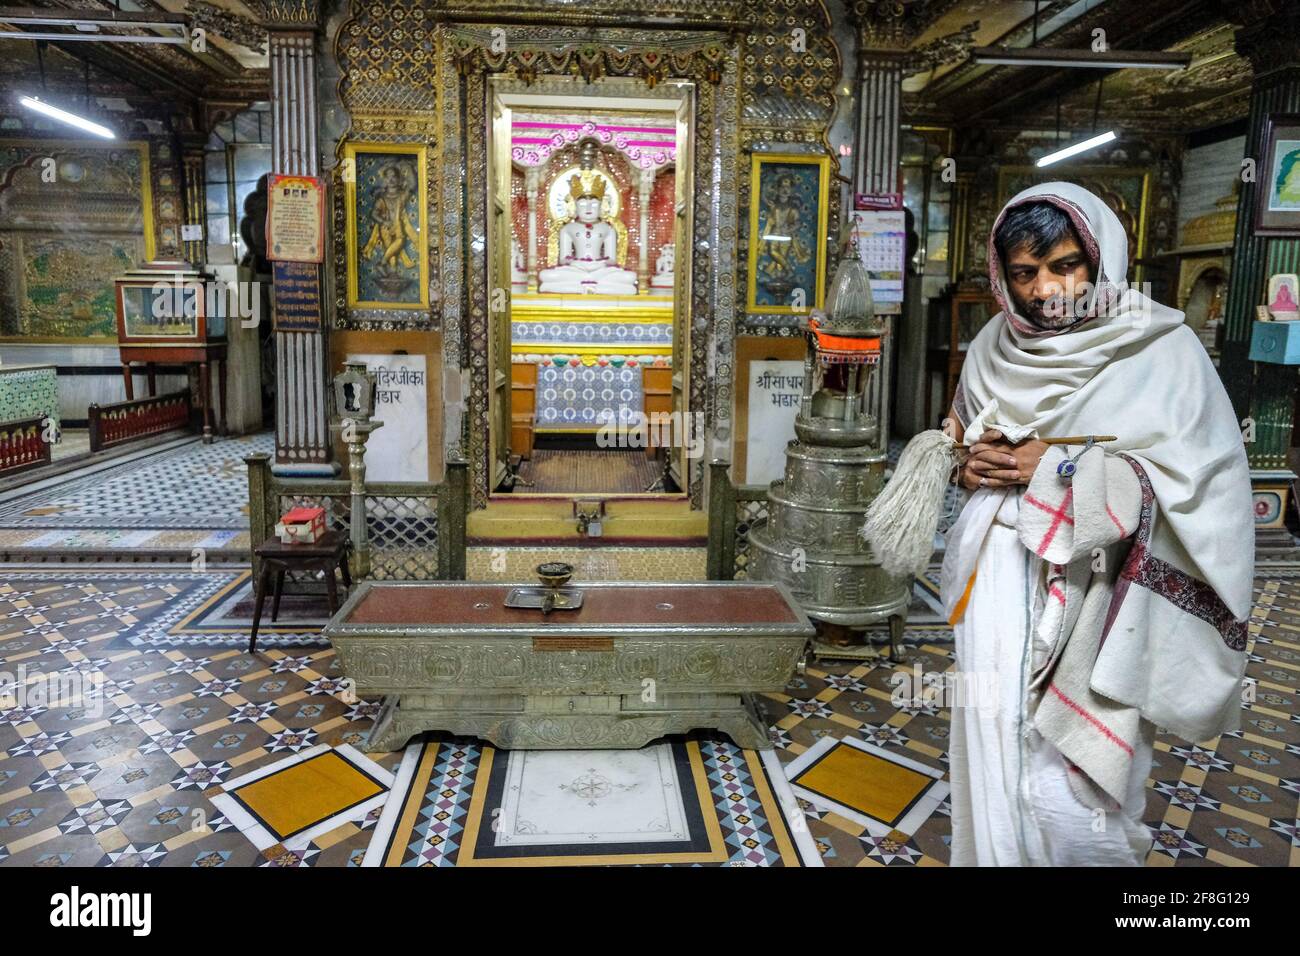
[469, 494, 706, 545]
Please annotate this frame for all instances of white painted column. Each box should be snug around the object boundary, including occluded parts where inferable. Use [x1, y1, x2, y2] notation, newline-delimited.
[525, 165, 540, 291]
[269, 29, 334, 474]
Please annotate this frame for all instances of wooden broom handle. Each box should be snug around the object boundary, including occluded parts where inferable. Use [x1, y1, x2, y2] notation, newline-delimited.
[959, 435, 1117, 448]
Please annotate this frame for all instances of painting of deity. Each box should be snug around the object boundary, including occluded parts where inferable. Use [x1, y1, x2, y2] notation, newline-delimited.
[345, 144, 429, 309]
[746, 153, 830, 315]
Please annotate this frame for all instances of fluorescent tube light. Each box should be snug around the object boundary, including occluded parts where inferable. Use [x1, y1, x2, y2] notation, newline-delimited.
[970, 47, 1191, 71]
[1035, 130, 1115, 167]
[19, 96, 114, 139]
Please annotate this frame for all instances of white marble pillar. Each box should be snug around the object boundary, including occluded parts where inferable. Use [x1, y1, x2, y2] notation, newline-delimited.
[525, 165, 540, 291]
[638, 168, 654, 294]
[269, 28, 334, 475]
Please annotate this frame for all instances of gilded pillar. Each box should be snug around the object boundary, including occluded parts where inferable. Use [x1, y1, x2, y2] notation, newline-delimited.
[949, 169, 977, 284]
[180, 132, 208, 266]
[267, 23, 334, 474]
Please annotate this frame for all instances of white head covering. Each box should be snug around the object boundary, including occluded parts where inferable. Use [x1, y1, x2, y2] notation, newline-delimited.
[957, 181, 1253, 740]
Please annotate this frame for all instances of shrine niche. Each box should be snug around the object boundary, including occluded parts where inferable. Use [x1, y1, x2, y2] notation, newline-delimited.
[491, 85, 684, 492]
[327, 0, 845, 506]
[0, 141, 156, 342]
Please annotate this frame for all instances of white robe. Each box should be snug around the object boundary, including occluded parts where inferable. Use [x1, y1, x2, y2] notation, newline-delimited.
[947, 489, 1155, 867]
[941, 182, 1251, 866]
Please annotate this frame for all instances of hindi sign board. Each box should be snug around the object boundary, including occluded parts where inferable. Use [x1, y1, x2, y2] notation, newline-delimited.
[745, 360, 804, 485]
[346, 353, 429, 482]
[271, 260, 322, 331]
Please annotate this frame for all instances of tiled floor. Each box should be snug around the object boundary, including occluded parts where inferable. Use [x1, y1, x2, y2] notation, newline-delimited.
[0, 437, 1292, 866]
[0, 434, 269, 558]
[0, 565, 1295, 867]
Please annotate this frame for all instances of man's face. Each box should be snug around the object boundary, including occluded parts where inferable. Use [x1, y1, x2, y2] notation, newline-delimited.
[1004, 236, 1093, 329]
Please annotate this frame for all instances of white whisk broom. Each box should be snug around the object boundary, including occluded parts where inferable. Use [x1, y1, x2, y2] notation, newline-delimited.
[860, 430, 958, 578]
[861, 430, 1116, 578]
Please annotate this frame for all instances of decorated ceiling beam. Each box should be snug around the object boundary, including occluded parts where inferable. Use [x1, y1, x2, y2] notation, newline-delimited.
[447, 29, 732, 87]
[427, 0, 749, 30]
[926, 0, 1223, 127]
[240, 0, 320, 30]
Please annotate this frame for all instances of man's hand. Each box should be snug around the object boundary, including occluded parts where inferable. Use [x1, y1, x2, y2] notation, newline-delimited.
[958, 429, 1049, 490]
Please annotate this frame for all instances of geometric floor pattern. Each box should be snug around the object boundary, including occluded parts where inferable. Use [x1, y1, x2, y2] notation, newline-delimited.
[1, 563, 1297, 866]
[763, 569, 1300, 868]
[0, 433, 272, 557]
[0, 570, 330, 651]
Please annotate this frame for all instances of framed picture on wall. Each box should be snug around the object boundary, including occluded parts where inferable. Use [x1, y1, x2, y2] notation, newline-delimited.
[745, 152, 831, 315]
[343, 142, 429, 309]
[0, 140, 154, 343]
[1255, 114, 1300, 236]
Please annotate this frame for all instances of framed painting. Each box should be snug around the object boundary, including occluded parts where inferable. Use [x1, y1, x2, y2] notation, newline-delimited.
[1255, 114, 1300, 236]
[746, 152, 831, 315]
[0, 140, 155, 343]
[344, 143, 429, 310]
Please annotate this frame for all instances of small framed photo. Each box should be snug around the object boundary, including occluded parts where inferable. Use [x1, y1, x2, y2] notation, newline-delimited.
[1254, 114, 1300, 236]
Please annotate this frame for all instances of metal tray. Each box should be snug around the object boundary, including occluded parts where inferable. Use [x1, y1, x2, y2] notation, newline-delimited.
[504, 586, 585, 611]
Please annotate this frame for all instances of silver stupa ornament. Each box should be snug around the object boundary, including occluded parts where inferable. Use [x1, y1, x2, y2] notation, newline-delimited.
[748, 233, 911, 659]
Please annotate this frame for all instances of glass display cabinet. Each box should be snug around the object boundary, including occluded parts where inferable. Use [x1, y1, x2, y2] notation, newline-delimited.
[114, 261, 229, 442]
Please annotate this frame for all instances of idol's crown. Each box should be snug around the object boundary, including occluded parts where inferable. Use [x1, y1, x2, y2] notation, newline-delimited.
[569, 171, 607, 202]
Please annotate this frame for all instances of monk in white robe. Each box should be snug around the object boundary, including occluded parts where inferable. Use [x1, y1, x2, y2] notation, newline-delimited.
[942, 182, 1253, 866]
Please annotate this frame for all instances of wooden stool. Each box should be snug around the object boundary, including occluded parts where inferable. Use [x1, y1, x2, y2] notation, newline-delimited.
[249, 530, 351, 653]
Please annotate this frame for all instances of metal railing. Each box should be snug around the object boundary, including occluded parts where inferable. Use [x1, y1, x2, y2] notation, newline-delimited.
[245, 453, 468, 583]
[705, 460, 770, 581]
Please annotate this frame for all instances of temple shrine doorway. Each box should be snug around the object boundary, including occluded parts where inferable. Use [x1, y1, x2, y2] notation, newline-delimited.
[487, 83, 692, 498]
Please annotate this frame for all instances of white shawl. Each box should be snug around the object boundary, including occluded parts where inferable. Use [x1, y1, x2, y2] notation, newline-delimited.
[951, 181, 1253, 749]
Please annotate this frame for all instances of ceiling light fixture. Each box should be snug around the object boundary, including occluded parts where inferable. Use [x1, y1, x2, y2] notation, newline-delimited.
[19, 95, 114, 138]
[1036, 129, 1115, 167]
[0, 9, 189, 45]
[971, 47, 1191, 71]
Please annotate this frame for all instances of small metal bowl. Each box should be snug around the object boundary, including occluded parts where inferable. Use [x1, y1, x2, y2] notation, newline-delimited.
[535, 561, 574, 590]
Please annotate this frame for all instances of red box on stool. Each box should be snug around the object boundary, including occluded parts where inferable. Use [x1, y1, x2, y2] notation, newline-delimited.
[275, 506, 326, 544]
